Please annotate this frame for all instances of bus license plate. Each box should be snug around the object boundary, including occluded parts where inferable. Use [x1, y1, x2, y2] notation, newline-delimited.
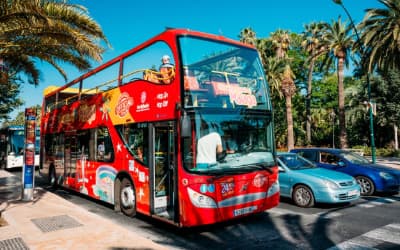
[233, 205, 257, 217]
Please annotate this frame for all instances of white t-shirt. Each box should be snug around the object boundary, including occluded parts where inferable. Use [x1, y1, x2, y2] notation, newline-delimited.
[196, 132, 222, 164]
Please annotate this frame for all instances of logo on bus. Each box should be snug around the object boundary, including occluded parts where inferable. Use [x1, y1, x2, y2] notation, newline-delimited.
[221, 182, 235, 197]
[136, 91, 150, 112]
[115, 92, 133, 118]
[253, 173, 266, 188]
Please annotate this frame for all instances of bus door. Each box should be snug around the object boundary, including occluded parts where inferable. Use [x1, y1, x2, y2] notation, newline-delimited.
[150, 121, 177, 222]
[64, 135, 77, 188]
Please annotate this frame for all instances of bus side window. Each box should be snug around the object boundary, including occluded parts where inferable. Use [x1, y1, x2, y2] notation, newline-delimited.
[96, 127, 114, 162]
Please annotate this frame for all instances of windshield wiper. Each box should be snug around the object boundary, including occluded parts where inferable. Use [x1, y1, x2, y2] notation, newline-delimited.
[247, 162, 275, 173]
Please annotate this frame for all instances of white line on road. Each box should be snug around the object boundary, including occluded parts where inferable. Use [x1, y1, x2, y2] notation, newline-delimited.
[326, 223, 400, 250]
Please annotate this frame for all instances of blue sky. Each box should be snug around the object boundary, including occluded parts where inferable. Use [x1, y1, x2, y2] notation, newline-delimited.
[14, 0, 383, 118]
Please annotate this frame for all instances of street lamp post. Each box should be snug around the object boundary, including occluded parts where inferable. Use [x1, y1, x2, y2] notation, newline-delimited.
[332, 0, 376, 163]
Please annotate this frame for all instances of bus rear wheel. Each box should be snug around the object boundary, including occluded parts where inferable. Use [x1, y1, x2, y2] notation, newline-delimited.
[120, 177, 136, 217]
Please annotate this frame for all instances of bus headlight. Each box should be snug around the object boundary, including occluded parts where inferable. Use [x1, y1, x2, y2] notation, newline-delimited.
[187, 187, 217, 208]
[267, 180, 280, 197]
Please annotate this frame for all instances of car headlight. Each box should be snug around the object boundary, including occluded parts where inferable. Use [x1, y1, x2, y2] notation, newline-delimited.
[187, 187, 217, 208]
[379, 172, 394, 180]
[323, 180, 340, 189]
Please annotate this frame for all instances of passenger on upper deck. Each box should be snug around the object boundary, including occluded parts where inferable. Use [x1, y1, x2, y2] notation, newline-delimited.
[159, 55, 174, 84]
[159, 55, 174, 70]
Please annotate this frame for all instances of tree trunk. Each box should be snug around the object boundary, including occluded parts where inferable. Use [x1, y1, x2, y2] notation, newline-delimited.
[285, 95, 294, 151]
[306, 57, 315, 145]
[337, 57, 348, 148]
[394, 124, 398, 150]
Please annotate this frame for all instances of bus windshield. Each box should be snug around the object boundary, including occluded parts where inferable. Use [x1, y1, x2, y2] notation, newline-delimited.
[9, 129, 25, 156]
[183, 110, 275, 174]
[179, 36, 270, 110]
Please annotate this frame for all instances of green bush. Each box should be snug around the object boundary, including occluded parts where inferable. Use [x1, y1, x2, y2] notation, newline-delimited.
[352, 146, 400, 157]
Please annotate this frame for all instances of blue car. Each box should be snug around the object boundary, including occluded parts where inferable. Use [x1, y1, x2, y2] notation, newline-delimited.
[277, 152, 360, 207]
[290, 148, 400, 196]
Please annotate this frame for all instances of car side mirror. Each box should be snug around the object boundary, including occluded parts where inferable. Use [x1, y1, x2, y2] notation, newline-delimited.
[278, 166, 285, 172]
[338, 161, 346, 167]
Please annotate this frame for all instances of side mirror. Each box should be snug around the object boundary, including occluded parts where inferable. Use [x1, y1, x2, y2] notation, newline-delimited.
[181, 111, 191, 138]
[278, 165, 285, 172]
[338, 161, 346, 167]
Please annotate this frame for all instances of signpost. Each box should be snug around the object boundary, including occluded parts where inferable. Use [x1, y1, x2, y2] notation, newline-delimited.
[22, 107, 36, 201]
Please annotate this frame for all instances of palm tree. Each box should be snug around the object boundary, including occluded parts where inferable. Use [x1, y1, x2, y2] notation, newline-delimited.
[301, 22, 326, 145]
[270, 29, 296, 150]
[281, 64, 296, 149]
[270, 29, 291, 59]
[263, 57, 285, 97]
[239, 27, 257, 46]
[320, 18, 354, 148]
[0, 0, 109, 85]
[358, 0, 400, 74]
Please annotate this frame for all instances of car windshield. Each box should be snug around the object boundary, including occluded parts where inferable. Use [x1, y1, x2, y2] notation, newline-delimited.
[277, 154, 316, 170]
[340, 151, 370, 164]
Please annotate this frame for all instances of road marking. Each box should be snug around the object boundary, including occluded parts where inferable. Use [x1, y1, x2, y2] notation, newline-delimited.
[268, 207, 303, 216]
[272, 196, 399, 218]
[315, 211, 342, 219]
[326, 223, 400, 250]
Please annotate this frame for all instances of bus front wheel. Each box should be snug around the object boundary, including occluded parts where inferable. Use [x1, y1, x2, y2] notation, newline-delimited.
[120, 177, 136, 217]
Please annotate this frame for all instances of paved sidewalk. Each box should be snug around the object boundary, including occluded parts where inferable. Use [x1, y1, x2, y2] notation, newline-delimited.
[0, 170, 166, 250]
[370, 156, 400, 169]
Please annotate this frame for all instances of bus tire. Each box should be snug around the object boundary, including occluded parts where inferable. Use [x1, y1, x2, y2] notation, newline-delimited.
[48, 165, 57, 188]
[120, 177, 136, 217]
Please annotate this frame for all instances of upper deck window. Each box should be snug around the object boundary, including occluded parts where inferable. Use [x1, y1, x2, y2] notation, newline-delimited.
[121, 41, 175, 85]
[179, 36, 270, 110]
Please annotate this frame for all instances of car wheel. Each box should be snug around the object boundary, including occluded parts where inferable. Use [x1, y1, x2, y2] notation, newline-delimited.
[356, 176, 375, 196]
[120, 177, 136, 217]
[292, 185, 315, 208]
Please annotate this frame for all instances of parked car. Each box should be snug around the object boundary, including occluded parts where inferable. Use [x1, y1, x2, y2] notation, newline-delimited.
[277, 152, 360, 207]
[290, 148, 400, 196]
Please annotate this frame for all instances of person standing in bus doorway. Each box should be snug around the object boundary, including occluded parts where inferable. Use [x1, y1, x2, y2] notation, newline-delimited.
[159, 55, 174, 84]
[196, 121, 223, 169]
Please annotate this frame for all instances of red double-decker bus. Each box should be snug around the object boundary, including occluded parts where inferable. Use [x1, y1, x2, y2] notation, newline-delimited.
[40, 28, 279, 227]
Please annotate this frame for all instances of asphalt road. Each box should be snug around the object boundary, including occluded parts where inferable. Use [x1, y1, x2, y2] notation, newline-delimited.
[46, 186, 400, 249]
[20, 168, 399, 250]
